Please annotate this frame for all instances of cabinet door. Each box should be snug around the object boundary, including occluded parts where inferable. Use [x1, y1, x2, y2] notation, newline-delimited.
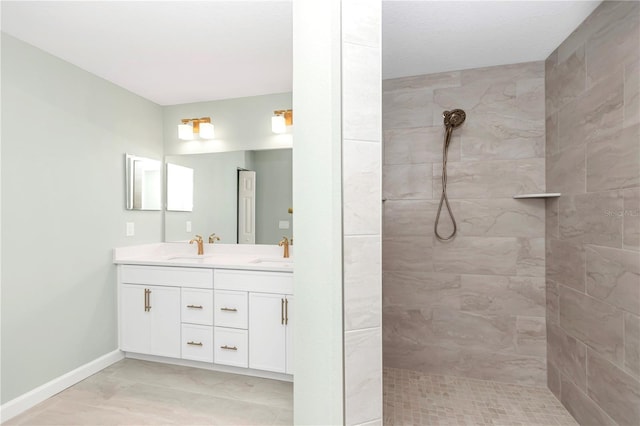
[285, 295, 294, 375]
[120, 284, 151, 354]
[249, 292, 286, 373]
[148, 286, 181, 358]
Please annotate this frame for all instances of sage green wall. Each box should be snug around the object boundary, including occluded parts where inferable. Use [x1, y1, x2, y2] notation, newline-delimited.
[163, 92, 292, 156]
[253, 149, 293, 245]
[0, 34, 164, 404]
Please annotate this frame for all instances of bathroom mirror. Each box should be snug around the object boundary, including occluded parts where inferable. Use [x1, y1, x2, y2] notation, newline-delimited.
[125, 153, 162, 211]
[164, 148, 292, 244]
[166, 163, 194, 212]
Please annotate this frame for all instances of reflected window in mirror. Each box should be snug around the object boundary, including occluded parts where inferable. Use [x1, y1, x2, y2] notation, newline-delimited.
[125, 154, 162, 211]
[166, 163, 194, 212]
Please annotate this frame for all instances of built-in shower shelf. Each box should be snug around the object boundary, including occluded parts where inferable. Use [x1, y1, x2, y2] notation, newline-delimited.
[513, 193, 561, 199]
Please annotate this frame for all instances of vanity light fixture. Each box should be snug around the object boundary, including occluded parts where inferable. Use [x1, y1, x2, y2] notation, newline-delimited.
[178, 117, 215, 140]
[272, 109, 293, 134]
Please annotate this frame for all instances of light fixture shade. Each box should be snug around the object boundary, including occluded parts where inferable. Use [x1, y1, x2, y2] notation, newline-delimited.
[272, 115, 286, 134]
[199, 122, 215, 139]
[178, 123, 194, 140]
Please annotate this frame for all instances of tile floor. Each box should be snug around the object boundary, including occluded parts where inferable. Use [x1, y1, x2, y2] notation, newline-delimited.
[5, 359, 293, 425]
[383, 367, 578, 426]
[6, 361, 580, 426]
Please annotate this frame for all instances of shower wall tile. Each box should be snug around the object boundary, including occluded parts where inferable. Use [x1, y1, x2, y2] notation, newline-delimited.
[586, 349, 640, 426]
[382, 88, 433, 129]
[625, 312, 640, 379]
[383, 164, 431, 200]
[345, 328, 382, 426]
[625, 59, 640, 128]
[382, 199, 436, 237]
[343, 140, 381, 235]
[383, 271, 461, 313]
[586, 123, 640, 192]
[455, 198, 545, 238]
[558, 191, 624, 248]
[546, 3, 640, 423]
[383, 341, 546, 387]
[342, 44, 381, 142]
[547, 322, 587, 390]
[431, 237, 520, 276]
[382, 71, 461, 92]
[585, 244, 640, 315]
[431, 158, 545, 199]
[585, 1, 639, 86]
[624, 188, 640, 250]
[383, 126, 460, 165]
[545, 113, 559, 156]
[344, 235, 381, 331]
[382, 235, 432, 273]
[546, 279, 560, 325]
[559, 285, 624, 366]
[515, 237, 545, 278]
[547, 361, 561, 399]
[546, 198, 559, 239]
[341, 0, 380, 47]
[383, 61, 546, 387]
[546, 145, 586, 195]
[459, 275, 545, 317]
[515, 316, 546, 357]
[546, 238, 586, 292]
[560, 374, 617, 426]
[557, 71, 624, 151]
[545, 45, 586, 114]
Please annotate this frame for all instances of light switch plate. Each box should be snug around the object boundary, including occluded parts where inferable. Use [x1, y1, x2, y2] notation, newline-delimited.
[186, 221, 192, 232]
[279, 220, 290, 230]
[126, 222, 135, 237]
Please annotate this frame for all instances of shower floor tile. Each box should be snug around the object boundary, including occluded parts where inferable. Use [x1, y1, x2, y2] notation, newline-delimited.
[383, 367, 578, 426]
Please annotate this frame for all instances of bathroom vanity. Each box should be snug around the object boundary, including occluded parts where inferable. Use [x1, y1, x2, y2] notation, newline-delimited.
[114, 243, 293, 381]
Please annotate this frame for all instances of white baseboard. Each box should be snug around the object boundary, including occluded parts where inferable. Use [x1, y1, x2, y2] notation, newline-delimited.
[0, 350, 124, 423]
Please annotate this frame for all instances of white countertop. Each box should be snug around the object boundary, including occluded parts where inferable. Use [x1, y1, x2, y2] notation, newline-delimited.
[113, 243, 293, 272]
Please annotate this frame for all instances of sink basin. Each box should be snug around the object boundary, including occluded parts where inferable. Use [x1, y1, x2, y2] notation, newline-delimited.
[251, 258, 294, 267]
[167, 255, 213, 260]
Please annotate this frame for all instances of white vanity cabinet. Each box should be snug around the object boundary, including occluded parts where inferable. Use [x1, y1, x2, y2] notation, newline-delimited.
[120, 284, 181, 358]
[119, 265, 213, 360]
[248, 293, 294, 374]
[118, 263, 293, 378]
[214, 269, 294, 375]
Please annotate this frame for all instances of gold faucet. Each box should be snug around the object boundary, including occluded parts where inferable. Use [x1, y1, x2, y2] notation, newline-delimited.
[189, 235, 204, 255]
[208, 233, 220, 244]
[278, 236, 290, 258]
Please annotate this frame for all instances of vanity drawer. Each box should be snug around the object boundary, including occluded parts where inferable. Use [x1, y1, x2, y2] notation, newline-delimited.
[214, 290, 248, 329]
[181, 324, 213, 363]
[121, 265, 213, 289]
[214, 269, 293, 293]
[214, 327, 248, 368]
[182, 288, 213, 326]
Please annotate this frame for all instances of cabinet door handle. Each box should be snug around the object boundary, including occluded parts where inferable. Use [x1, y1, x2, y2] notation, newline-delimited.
[144, 289, 150, 312]
[285, 298, 289, 325]
[187, 341, 203, 346]
[147, 289, 152, 311]
[281, 298, 284, 325]
[187, 305, 203, 309]
[220, 345, 237, 351]
[220, 307, 237, 312]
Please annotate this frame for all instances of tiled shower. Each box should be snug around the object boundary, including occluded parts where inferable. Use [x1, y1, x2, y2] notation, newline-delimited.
[381, 1, 639, 425]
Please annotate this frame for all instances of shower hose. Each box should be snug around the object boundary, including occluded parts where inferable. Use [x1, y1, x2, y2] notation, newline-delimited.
[434, 125, 457, 241]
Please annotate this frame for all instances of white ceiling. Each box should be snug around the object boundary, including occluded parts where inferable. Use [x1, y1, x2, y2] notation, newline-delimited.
[1, 1, 601, 106]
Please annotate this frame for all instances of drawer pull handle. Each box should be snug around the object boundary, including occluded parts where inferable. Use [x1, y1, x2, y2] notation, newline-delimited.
[220, 345, 238, 351]
[220, 307, 238, 312]
[187, 305, 203, 309]
[187, 341, 203, 346]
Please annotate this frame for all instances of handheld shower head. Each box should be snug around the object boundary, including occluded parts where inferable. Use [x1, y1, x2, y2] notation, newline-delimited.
[443, 109, 466, 128]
